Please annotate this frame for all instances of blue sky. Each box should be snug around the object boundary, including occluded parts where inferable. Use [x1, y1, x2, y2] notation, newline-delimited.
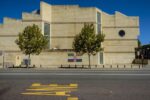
[0, 0, 149, 45]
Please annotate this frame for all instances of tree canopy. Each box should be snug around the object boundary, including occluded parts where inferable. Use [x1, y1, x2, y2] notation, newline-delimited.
[73, 24, 105, 68]
[15, 24, 48, 58]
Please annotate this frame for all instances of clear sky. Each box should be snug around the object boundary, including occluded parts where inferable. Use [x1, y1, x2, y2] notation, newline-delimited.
[0, 0, 149, 45]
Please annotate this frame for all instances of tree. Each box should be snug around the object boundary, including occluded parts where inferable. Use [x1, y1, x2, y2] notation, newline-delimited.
[73, 24, 105, 68]
[15, 24, 48, 67]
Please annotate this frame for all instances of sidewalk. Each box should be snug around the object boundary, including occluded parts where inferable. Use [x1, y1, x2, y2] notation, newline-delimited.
[0, 65, 150, 73]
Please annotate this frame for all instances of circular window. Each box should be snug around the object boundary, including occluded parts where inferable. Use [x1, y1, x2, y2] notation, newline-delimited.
[119, 30, 125, 37]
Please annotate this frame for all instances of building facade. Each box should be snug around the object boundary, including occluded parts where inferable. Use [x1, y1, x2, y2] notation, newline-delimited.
[0, 2, 140, 67]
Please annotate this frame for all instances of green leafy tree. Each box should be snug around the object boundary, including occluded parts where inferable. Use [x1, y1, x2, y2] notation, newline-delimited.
[73, 24, 105, 68]
[15, 24, 48, 67]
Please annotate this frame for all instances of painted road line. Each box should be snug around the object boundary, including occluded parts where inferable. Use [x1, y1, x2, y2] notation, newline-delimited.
[22, 83, 78, 97]
[49, 84, 58, 86]
[26, 88, 77, 92]
[31, 83, 41, 86]
[55, 92, 66, 96]
[21, 92, 70, 96]
[67, 97, 78, 100]
[70, 84, 78, 87]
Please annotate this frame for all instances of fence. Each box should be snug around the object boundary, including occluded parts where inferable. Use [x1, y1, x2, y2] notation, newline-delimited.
[60, 64, 144, 69]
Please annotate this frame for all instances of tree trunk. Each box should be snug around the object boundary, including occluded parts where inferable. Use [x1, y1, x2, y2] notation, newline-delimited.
[88, 53, 91, 69]
[27, 54, 31, 68]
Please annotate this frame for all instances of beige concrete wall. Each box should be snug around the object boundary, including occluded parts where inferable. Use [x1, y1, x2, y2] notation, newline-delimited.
[22, 12, 42, 21]
[0, 18, 23, 35]
[29, 52, 98, 67]
[102, 12, 115, 27]
[0, 17, 42, 51]
[51, 5, 96, 23]
[43, 2, 98, 49]
[1, 51, 98, 67]
[0, 1, 140, 65]
[115, 11, 139, 27]
[0, 37, 19, 51]
[103, 28, 139, 39]
[40, 1, 52, 22]
[103, 40, 138, 52]
[0, 53, 21, 67]
[51, 38, 74, 49]
[101, 10, 139, 64]
[148, 60, 150, 65]
[104, 53, 135, 64]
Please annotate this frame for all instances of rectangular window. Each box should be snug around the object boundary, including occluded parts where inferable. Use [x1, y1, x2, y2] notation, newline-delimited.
[44, 23, 50, 48]
[99, 52, 103, 64]
[44, 23, 50, 36]
[97, 12, 101, 23]
[97, 12, 101, 34]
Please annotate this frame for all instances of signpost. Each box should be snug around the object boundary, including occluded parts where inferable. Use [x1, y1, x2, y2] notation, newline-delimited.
[0, 51, 5, 68]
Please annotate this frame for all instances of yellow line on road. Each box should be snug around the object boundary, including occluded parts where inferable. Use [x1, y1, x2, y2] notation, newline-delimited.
[26, 88, 77, 92]
[31, 83, 41, 86]
[21, 92, 70, 96]
[22, 83, 78, 98]
[67, 97, 78, 100]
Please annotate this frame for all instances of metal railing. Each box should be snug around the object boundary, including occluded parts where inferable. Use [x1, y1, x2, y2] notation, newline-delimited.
[59, 64, 144, 69]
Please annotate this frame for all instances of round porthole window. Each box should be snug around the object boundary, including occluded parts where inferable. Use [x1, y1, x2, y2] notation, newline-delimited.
[119, 30, 125, 37]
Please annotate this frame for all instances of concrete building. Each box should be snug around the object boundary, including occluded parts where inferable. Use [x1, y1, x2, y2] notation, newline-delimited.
[0, 1, 140, 68]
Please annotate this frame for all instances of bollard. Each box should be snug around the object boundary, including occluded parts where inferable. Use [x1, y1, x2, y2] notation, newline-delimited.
[82, 65, 84, 68]
[75, 64, 77, 68]
[117, 65, 119, 68]
[69, 64, 70, 68]
[103, 65, 104, 68]
[61, 64, 63, 68]
[95, 65, 97, 68]
[124, 65, 126, 68]
[110, 65, 112, 68]
[33, 64, 35, 68]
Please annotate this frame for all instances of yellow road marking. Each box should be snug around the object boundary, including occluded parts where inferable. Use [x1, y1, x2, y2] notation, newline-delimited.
[22, 92, 70, 96]
[27, 88, 77, 92]
[30, 85, 77, 87]
[31, 83, 41, 86]
[69, 84, 78, 87]
[55, 92, 66, 96]
[67, 97, 78, 100]
[22, 83, 78, 99]
[49, 84, 58, 86]
[29, 86, 77, 88]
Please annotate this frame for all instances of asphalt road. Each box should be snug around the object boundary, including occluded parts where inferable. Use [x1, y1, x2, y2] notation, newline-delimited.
[0, 70, 150, 100]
